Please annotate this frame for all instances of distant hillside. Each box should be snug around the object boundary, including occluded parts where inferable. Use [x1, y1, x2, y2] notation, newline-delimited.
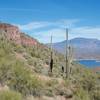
[52, 38, 100, 60]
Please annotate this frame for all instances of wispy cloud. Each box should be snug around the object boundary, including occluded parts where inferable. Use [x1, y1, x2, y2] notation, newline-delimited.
[54, 19, 79, 28]
[71, 26, 100, 34]
[17, 22, 50, 30]
[33, 28, 66, 43]
[33, 26, 100, 43]
[16, 19, 79, 43]
[17, 19, 79, 31]
[70, 26, 100, 39]
[16, 19, 100, 43]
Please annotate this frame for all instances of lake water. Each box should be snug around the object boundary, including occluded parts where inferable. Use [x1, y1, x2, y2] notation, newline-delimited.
[78, 60, 100, 68]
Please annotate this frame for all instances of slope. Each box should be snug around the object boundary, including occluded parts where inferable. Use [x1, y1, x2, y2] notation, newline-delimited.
[0, 27, 99, 100]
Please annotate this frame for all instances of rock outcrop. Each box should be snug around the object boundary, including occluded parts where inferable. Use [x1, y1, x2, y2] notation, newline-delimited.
[0, 23, 37, 46]
[0, 23, 21, 44]
[20, 33, 37, 46]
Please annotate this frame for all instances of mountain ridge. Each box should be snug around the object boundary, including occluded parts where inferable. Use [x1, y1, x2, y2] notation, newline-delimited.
[0, 23, 38, 46]
[52, 37, 100, 60]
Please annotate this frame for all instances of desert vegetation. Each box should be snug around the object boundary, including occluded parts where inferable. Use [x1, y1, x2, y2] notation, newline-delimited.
[0, 31, 99, 100]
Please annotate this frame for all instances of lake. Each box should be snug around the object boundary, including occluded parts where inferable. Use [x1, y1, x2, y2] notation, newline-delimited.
[78, 60, 100, 68]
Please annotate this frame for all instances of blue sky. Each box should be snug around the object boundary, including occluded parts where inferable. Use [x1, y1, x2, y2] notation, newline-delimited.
[0, 0, 100, 43]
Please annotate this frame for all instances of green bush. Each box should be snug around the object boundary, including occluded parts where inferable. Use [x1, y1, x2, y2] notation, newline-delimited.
[13, 44, 25, 53]
[90, 90, 100, 100]
[0, 90, 22, 100]
[0, 39, 43, 97]
[44, 79, 58, 97]
[75, 88, 90, 100]
[0, 59, 43, 96]
[6, 61, 43, 96]
[0, 40, 42, 95]
[45, 79, 58, 87]
[79, 71, 97, 92]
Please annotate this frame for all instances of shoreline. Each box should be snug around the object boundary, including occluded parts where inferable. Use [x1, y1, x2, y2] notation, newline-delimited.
[74, 59, 100, 61]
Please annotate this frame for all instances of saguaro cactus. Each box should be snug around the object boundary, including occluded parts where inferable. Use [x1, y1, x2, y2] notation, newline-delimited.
[65, 28, 73, 78]
[68, 45, 74, 76]
[65, 28, 69, 78]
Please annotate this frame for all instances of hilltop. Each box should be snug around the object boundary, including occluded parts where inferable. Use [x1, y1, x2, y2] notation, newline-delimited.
[0, 23, 99, 100]
[0, 23, 37, 46]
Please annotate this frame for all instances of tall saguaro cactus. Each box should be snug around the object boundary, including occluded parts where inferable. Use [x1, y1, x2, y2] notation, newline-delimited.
[66, 28, 69, 78]
[65, 28, 74, 78]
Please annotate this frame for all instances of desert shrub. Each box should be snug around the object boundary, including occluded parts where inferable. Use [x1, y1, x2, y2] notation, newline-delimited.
[27, 58, 34, 65]
[45, 79, 58, 87]
[0, 64, 13, 85]
[79, 71, 97, 91]
[0, 41, 12, 55]
[7, 61, 43, 96]
[13, 44, 25, 53]
[0, 39, 43, 96]
[75, 88, 90, 100]
[0, 56, 43, 97]
[44, 88, 54, 97]
[90, 89, 100, 100]
[0, 52, 14, 85]
[54, 79, 73, 98]
[44, 79, 58, 97]
[0, 90, 22, 100]
[93, 91, 100, 100]
[26, 76, 43, 96]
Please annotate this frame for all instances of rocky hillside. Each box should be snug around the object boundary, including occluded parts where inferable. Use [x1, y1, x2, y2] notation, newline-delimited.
[0, 23, 100, 100]
[0, 23, 37, 46]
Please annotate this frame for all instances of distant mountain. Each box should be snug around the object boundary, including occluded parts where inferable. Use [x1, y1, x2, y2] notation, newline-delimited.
[52, 38, 100, 60]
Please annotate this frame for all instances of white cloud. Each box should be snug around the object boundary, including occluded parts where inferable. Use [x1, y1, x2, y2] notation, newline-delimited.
[33, 26, 100, 43]
[17, 22, 50, 30]
[33, 28, 66, 43]
[16, 19, 100, 43]
[17, 19, 79, 31]
[55, 19, 79, 28]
